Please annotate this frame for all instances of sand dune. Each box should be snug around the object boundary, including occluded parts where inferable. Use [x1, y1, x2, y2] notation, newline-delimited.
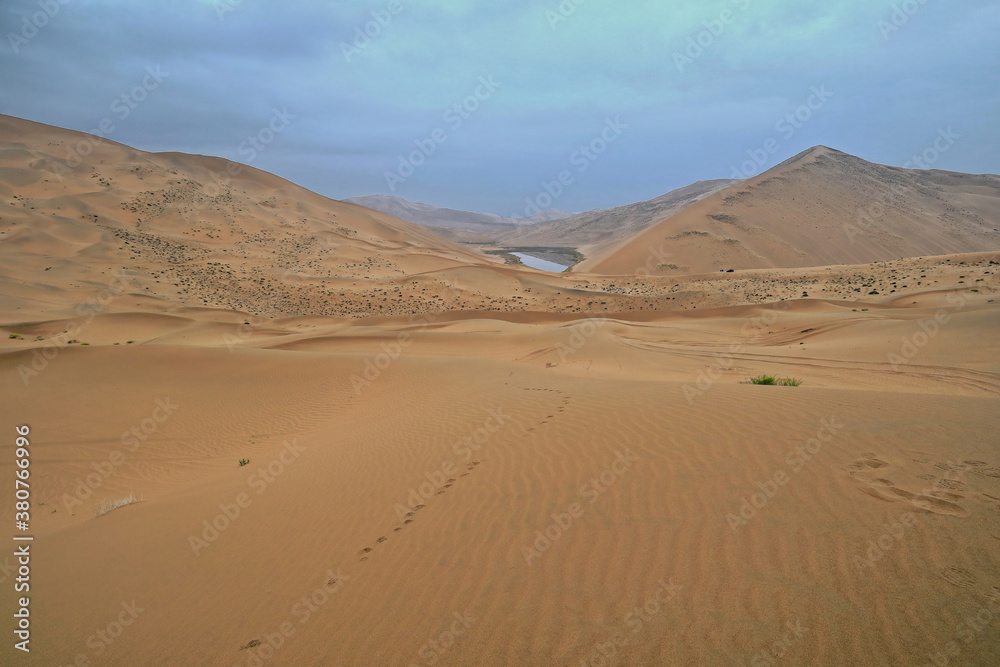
[500, 179, 738, 253]
[3, 298, 999, 665]
[579, 146, 1000, 275]
[0, 115, 518, 320]
[1, 117, 999, 666]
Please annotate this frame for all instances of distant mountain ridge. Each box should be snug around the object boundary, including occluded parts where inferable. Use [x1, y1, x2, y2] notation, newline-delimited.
[498, 179, 739, 251]
[346, 182, 739, 250]
[343, 195, 574, 233]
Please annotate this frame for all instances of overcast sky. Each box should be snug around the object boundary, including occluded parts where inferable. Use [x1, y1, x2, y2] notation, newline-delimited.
[2, 0, 998, 216]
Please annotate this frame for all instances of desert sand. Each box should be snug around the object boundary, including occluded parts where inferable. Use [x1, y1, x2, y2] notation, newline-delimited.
[579, 146, 1000, 276]
[2, 116, 999, 666]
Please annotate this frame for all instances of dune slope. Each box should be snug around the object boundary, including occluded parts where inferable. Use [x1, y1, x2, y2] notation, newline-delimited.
[579, 146, 1000, 275]
[2, 300, 999, 666]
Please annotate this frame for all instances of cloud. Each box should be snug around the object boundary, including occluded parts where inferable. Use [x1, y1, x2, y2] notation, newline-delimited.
[1, 0, 997, 213]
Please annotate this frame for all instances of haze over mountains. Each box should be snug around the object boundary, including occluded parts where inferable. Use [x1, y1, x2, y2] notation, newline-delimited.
[345, 181, 737, 251]
[343, 194, 575, 242]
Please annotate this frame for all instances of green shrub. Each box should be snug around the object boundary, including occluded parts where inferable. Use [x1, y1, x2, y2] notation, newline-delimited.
[746, 375, 801, 386]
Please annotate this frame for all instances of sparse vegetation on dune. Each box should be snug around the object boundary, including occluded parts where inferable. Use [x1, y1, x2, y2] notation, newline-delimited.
[744, 375, 802, 386]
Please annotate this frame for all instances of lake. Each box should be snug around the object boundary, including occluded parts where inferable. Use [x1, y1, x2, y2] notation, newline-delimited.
[511, 253, 570, 272]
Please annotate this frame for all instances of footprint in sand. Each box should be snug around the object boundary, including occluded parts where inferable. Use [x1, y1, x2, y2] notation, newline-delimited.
[933, 461, 988, 475]
[384, 462, 482, 541]
[907, 493, 969, 517]
[859, 482, 968, 517]
[849, 457, 970, 517]
[937, 567, 977, 588]
[849, 456, 889, 472]
[847, 456, 891, 485]
[917, 474, 965, 490]
[359, 547, 372, 555]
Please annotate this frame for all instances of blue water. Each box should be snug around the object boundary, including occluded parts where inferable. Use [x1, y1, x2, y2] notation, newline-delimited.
[512, 253, 569, 272]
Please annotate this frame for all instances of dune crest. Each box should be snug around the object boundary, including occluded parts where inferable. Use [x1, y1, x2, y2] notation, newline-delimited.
[579, 145, 1000, 275]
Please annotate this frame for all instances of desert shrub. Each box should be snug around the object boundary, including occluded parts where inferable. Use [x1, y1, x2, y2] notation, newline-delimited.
[746, 375, 801, 386]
